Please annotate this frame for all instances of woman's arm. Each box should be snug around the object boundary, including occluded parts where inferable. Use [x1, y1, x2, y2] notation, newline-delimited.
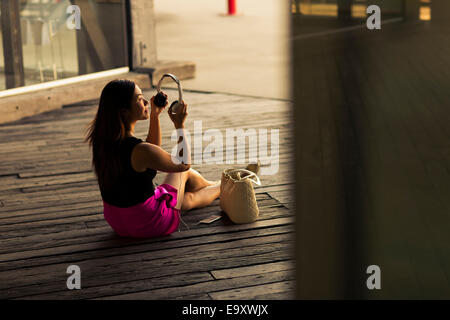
[146, 95, 166, 146]
[131, 141, 191, 173]
[146, 114, 162, 146]
[134, 99, 190, 173]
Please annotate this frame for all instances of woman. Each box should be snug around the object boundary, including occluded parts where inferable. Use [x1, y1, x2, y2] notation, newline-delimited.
[86, 79, 220, 238]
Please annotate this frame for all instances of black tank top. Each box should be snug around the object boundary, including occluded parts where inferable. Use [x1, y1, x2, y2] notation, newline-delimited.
[100, 137, 157, 207]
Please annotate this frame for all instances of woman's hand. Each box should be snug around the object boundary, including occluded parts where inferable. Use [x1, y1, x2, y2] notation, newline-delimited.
[168, 101, 188, 129]
[150, 94, 167, 117]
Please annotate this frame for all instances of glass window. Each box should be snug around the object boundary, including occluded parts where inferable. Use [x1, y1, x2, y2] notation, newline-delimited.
[0, 0, 128, 91]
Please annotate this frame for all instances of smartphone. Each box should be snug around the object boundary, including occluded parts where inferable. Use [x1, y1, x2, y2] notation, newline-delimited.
[196, 214, 222, 225]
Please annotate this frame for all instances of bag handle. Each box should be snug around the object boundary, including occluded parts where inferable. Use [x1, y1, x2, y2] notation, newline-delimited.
[226, 169, 261, 186]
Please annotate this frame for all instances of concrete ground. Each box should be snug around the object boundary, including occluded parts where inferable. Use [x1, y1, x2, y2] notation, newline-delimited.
[153, 0, 290, 100]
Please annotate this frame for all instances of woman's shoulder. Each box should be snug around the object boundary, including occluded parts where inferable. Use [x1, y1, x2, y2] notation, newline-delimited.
[131, 140, 154, 155]
[130, 141, 162, 164]
[130, 140, 157, 173]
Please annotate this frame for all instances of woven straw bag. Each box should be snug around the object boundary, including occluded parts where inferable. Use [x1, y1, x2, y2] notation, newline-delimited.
[220, 168, 261, 224]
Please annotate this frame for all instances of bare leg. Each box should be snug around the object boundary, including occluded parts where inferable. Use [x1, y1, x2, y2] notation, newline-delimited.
[162, 170, 189, 210]
[162, 168, 220, 211]
[185, 168, 215, 192]
[182, 184, 220, 211]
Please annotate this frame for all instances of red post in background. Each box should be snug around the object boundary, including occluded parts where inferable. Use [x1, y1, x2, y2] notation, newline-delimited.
[228, 0, 237, 15]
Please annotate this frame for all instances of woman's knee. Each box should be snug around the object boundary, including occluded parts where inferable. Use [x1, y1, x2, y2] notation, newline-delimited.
[181, 192, 194, 211]
[163, 169, 190, 185]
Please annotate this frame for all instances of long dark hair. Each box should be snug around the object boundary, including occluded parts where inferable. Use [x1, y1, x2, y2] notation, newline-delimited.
[85, 79, 136, 191]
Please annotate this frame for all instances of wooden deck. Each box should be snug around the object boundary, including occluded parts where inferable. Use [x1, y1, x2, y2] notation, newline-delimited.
[0, 89, 294, 299]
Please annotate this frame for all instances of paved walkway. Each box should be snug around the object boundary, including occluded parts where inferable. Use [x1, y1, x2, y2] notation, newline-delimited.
[153, 0, 290, 100]
[0, 88, 294, 299]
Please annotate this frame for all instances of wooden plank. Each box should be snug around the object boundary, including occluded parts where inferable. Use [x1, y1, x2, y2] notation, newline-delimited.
[83, 203, 291, 231]
[1, 242, 293, 299]
[19, 180, 98, 195]
[18, 168, 92, 179]
[0, 172, 95, 192]
[0, 199, 101, 220]
[16, 272, 214, 300]
[0, 194, 279, 228]
[0, 225, 293, 272]
[0, 234, 292, 288]
[0, 216, 293, 259]
[1, 206, 290, 245]
[267, 190, 295, 209]
[0, 198, 288, 238]
[0, 192, 100, 213]
[208, 280, 295, 300]
[96, 270, 294, 300]
[0, 189, 277, 221]
[211, 260, 294, 280]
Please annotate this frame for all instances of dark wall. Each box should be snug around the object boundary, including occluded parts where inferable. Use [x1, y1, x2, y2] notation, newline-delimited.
[293, 0, 450, 299]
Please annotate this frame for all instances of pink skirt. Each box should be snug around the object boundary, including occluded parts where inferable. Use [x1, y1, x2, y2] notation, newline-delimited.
[103, 184, 181, 238]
